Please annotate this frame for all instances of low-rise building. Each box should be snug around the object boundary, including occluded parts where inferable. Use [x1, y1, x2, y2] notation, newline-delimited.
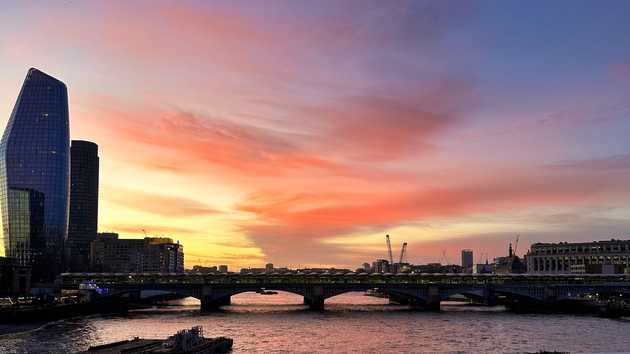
[474, 263, 493, 274]
[90, 234, 184, 273]
[409, 263, 463, 274]
[189, 265, 218, 273]
[240, 267, 266, 274]
[526, 239, 630, 274]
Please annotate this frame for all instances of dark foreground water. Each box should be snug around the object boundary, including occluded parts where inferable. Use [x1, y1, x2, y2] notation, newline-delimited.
[1, 292, 629, 354]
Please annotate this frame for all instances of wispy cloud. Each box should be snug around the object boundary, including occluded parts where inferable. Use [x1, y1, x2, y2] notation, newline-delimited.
[106, 188, 221, 217]
[547, 154, 630, 171]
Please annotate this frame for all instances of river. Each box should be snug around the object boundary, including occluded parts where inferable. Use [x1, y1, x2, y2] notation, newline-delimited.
[1, 292, 629, 354]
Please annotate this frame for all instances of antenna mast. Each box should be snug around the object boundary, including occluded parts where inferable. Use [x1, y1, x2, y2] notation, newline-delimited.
[386, 234, 394, 265]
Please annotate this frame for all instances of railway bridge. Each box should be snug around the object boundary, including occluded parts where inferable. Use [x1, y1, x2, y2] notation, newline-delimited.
[60, 272, 630, 311]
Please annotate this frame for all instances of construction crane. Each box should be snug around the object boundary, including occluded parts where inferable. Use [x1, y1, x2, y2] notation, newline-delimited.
[398, 242, 408, 264]
[385, 234, 394, 265]
[440, 250, 450, 265]
[477, 252, 485, 264]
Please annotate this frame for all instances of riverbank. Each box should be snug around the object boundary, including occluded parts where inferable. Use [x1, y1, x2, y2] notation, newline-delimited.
[0, 299, 128, 325]
[0, 321, 49, 335]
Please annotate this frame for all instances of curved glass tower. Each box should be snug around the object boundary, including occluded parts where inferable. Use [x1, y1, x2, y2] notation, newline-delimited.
[0, 68, 70, 282]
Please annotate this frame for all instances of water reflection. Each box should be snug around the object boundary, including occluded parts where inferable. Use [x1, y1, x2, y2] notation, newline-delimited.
[1, 292, 629, 354]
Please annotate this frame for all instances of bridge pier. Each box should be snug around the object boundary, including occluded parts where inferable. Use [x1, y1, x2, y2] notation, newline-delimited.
[409, 286, 441, 311]
[200, 295, 231, 312]
[305, 296, 325, 310]
[200, 285, 232, 312]
[423, 296, 441, 311]
[388, 293, 410, 305]
[304, 285, 326, 310]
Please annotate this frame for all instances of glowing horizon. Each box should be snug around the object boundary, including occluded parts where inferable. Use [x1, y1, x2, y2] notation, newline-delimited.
[1, 1, 630, 269]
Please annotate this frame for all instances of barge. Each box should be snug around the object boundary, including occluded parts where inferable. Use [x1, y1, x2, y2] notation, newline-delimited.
[83, 326, 232, 354]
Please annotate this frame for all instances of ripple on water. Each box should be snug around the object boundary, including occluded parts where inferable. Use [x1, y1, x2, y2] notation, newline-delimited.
[0, 292, 629, 354]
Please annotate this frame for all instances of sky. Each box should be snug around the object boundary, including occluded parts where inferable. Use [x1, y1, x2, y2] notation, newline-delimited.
[1, 0, 629, 269]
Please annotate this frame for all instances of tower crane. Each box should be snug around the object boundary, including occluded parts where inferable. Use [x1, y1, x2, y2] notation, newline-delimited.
[398, 242, 408, 264]
[385, 234, 394, 265]
[440, 250, 450, 265]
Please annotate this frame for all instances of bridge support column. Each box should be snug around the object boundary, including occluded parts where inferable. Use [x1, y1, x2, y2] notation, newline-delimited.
[200, 286, 231, 312]
[305, 285, 325, 310]
[389, 293, 410, 305]
[483, 285, 498, 306]
[127, 290, 141, 302]
[421, 286, 441, 311]
[307, 296, 325, 310]
[200, 295, 231, 312]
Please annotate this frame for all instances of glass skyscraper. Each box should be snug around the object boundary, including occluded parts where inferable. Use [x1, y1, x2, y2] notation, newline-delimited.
[67, 140, 99, 272]
[0, 68, 70, 282]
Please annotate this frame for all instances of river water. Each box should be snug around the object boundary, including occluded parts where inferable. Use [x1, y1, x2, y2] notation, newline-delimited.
[1, 292, 629, 354]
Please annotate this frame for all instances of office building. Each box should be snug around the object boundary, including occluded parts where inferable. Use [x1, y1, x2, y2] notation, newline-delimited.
[527, 239, 630, 274]
[461, 249, 473, 273]
[4, 189, 45, 268]
[90, 234, 184, 273]
[0, 256, 31, 296]
[0, 68, 70, 282]
[66, 140, 99, 272]
[218, 265, 228, 273]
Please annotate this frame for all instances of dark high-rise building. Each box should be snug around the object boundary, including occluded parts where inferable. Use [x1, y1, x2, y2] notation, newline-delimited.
[461, 249, 473, 274]
[67, 140, 99, 272]
[0, 68, 70, 282]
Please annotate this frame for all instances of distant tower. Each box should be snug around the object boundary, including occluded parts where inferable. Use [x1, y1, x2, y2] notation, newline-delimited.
[461, 249, 473, 274]
[67, 140, 99, 272]
[0, 68, 70, 282]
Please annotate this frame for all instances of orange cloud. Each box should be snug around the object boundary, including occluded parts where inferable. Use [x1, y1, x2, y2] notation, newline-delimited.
[104, 224, 200, 236]
[106, 188, 221, 217]
[234, 168, 630, 264]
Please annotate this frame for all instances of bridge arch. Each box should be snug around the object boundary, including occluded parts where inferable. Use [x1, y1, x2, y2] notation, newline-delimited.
[216, 286, 307, 299]
[101, 288, 200, 301]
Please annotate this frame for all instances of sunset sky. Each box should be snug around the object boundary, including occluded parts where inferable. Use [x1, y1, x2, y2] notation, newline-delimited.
[1, 1, 629, 269]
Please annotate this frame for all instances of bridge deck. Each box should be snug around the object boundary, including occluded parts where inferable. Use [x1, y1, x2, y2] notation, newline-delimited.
[61, 272, 630, 287]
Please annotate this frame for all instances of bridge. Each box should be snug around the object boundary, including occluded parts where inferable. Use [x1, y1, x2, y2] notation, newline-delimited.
[60, 272, 630, 311]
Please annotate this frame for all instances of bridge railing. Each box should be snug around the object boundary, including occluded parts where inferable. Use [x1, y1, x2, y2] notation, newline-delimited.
[59, 272, 630, 289]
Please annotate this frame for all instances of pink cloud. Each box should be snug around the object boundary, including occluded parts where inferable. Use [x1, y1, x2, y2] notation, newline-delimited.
[234, 167, 630, 264]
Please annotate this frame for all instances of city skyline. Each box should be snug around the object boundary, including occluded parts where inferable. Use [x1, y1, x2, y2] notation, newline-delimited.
[1, 1, 630, 269]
